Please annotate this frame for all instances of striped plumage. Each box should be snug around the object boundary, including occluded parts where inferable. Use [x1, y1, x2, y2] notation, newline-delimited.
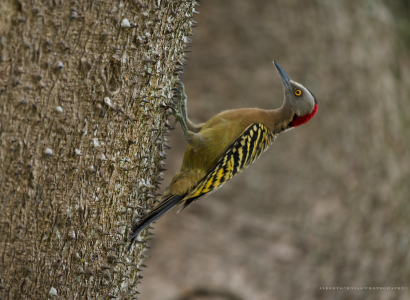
[180, 123, 275, 211]
[129, 62, 318, 248]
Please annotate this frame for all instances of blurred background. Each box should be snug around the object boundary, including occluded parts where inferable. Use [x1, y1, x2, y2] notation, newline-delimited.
[140, 0, 410, 299]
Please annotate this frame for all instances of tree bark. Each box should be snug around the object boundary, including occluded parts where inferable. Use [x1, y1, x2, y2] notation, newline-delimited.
[0, 0, 197, 298]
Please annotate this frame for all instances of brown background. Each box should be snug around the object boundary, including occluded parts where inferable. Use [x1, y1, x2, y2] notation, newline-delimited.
[140, 0, 410, 299]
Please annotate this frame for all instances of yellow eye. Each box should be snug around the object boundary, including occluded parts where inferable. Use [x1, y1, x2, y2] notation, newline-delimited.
[295, 89, 302, 96]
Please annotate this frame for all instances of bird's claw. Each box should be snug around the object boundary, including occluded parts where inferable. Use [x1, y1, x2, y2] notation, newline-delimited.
[170, 82, 190, 141]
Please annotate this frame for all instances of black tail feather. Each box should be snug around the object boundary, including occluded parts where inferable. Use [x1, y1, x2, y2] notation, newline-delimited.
[128, 195, 184, 250]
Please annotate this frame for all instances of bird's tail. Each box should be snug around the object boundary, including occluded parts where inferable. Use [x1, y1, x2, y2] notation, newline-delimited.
[128, 194, 184, 250]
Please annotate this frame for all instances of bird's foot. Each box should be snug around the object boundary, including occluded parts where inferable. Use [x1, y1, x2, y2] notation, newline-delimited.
[171, 82, 192, 142]
[170, 106, 192, 143]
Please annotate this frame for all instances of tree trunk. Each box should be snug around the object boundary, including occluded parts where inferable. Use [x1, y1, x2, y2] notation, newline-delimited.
[0, 0, 197, 298]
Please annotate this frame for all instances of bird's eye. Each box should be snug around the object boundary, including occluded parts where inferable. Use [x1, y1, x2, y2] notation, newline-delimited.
[295, 89, 302, 97]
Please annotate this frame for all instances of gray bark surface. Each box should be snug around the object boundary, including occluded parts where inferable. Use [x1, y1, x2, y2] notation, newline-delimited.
[0, 0, 197, 298]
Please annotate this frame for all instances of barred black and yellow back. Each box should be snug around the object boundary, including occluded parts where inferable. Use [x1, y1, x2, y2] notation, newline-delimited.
[179, 123, 275, 211]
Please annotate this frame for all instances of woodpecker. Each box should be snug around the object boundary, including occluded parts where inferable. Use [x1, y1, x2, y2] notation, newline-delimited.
[129, 61, 318, 248]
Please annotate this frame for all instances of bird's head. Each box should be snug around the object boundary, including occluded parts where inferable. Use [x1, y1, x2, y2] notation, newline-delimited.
[274, 61, 318, 127]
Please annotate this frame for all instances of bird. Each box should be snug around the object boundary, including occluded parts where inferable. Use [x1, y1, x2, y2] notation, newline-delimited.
[128, 61, 318, 248]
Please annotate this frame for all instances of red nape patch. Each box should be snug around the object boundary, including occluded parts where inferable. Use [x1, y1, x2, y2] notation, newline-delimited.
[291, 104, 318, 127]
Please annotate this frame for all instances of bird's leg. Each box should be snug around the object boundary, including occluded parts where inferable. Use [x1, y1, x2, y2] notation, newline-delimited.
[170, 100, 191, 143]
[177, 83, 205, 132]
[171, 82, 188, 130]
[171, 82, 203, 144]
[177, 82, 189, 125]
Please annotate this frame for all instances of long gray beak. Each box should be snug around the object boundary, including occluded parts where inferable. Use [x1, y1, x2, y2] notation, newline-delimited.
[273, 61, 291, 92]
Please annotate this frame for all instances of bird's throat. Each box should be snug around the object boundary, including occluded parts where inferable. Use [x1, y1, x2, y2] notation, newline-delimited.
[290, 104, 318, 127]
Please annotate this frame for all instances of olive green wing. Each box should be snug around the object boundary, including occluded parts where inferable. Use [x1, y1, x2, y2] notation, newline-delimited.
[178, 123, 276, 212]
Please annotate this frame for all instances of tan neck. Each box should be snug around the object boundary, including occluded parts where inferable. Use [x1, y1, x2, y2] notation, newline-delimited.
[266, 102, 295, 134]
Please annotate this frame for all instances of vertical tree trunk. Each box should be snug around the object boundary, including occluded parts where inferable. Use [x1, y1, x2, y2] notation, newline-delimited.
[0, 0, 198, 298]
